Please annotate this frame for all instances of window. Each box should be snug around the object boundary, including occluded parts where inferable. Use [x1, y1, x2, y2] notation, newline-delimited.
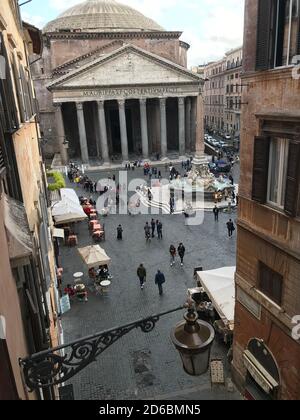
[267, 138, 289, 207]
[252, 135, 300, 216]
[259, 262, 283, 306]
[256, 0, 300, 70]
[274, 0, 300, 66]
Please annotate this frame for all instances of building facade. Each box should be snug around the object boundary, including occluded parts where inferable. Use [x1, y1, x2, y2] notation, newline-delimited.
[232, 0, 300, 400]
[32, 0, 204, 164]
[224, 47, 243, 137]
[203, 46, 242, 138]
[0, 0, 60, 400]
[204, 59, 226, 134]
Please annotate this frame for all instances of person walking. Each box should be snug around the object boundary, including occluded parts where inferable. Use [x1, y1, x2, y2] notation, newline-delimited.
[155, 270, 166, 296]
[151, 219, 156, 238]
[157, 221, 163, 240]
[117, 224, 123, 240]
[144, 222, 151, 242]
[213, 205, 220, 222]
[226, 219, 235, 238]
[178, 243, 186, 267]
[169, 245, 177, 267]
[137, 264, 147, 290]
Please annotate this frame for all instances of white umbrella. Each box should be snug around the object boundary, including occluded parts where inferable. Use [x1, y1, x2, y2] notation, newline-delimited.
[78, 245, 111, 269]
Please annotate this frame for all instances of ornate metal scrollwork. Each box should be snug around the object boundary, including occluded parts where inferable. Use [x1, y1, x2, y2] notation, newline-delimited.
[20, 307, 184, 392]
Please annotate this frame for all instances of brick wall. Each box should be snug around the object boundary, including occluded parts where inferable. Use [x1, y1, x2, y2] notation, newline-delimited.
[233, 302, 300, 400]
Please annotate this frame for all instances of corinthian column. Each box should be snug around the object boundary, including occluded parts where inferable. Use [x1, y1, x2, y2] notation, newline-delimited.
[118, 99, 129, 162]
[185, 97, 191, 152]
[54, 103, 68, 165]
[96, 101, 110, 164]
[178, 97, 186, 156]
[139, 98, 149, 159]
[76, 102, 89, 164]
[159, 98, 167, 158]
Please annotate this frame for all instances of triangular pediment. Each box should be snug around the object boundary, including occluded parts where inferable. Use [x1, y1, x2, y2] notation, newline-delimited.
[48, 45, 201, 90]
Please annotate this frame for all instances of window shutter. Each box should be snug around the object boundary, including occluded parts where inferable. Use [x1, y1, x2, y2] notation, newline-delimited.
[256, 0, 273, 70]
[297, 15, 300, 55]
[259, 263, 283, 306]
[284, 141, 300, 217]
[252, 136, 270, 204]
[12, 53, 25, 123]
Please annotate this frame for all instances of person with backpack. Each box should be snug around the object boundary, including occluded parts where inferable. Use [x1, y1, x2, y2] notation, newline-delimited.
[178, 243, 186, 267]
[226, 219, 235, 238]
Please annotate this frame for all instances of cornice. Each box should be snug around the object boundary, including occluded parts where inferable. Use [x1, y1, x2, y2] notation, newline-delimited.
[45, 31, 182, 41]
[53, 81, 201, 91]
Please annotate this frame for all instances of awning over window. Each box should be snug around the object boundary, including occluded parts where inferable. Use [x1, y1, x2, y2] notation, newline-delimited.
[4, 194, 33, 261]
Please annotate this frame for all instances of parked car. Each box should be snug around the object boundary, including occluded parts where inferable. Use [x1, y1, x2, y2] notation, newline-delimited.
[219, 141, 227, 148]
[216, 160, 231, 173]
[211, 139, 219, 147]
[224, 135, 232, 140]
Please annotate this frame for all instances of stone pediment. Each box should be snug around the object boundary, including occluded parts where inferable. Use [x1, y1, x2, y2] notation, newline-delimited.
[48, 45, 202, 90]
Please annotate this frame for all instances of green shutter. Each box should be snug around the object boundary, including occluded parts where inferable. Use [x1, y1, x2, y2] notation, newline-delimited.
[284, 141, 300, 217]
[252, 136, 270, 204]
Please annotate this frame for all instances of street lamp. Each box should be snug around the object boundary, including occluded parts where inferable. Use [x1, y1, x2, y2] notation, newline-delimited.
[171, 308, 215, 376]
[20, 305, 215, 393]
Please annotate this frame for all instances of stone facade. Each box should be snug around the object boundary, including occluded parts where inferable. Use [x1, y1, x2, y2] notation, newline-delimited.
[232, 0, 300, 400]
[203, 46, 243, 138]
[31, 1, 203, 164]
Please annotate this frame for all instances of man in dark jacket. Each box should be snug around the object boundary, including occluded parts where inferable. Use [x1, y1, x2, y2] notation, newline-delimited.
[213, 205, 220, 222]
[151, 219, 156, 238]
[226, 219, 235, 238]
[155, 270, 166, 296]
[178, 243, 186, 267]
[137, 264, 147, 290]
[157, 221, 163, 240]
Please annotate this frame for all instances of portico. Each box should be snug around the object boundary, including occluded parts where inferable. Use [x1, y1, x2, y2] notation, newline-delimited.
[48, 45, 203, 164]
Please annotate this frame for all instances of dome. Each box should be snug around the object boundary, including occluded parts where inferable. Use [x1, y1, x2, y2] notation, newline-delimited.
[43, 0, 164, 33]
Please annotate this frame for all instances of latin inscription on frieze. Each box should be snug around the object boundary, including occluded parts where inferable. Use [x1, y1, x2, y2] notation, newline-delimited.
[82, 86, 179, 98]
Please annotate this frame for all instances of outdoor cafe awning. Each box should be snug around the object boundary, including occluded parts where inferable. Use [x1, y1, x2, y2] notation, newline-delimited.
[197, 267, 236, 328]
[52, 189, 87, 225]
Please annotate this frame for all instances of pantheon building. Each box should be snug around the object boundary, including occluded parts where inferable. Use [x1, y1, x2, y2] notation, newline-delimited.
[32, 0, 204, 164]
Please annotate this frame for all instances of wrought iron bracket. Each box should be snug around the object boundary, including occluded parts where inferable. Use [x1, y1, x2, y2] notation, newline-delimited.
[20, 306, 184, 392]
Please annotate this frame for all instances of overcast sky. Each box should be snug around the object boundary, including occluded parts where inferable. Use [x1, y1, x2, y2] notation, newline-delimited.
[21, 0, 245, 66]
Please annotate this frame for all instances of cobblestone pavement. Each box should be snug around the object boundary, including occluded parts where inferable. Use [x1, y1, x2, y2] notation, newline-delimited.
[59, 164, 241, 400]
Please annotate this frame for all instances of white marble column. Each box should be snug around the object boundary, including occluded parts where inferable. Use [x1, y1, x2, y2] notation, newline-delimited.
[54, 103, 68, 165]
[118, 99, 129, 161]
[76, 102, 89, 164]
[139, 98, 149, 159]
[159, 98, 167, 158]
[97, 100, 110, 164]
[185, 97, 191, 152]
[178, 97, 186, 156]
